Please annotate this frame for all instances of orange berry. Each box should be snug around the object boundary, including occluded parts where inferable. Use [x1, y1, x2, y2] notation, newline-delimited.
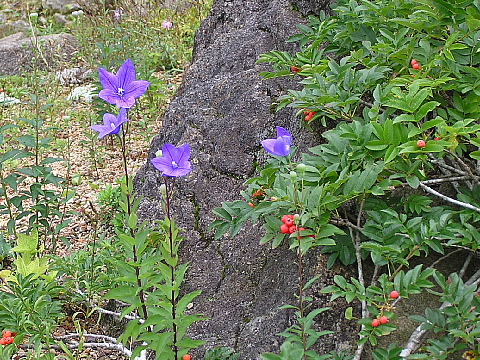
[182, 355, 191, 360]
[248, 202, 255, 208]
[2, 331, 11, 338]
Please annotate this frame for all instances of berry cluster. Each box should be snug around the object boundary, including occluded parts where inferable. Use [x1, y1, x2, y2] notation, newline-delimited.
[279, 215, 314, 238]
[371, 315, 389, 327]
[371, 291, 399, 327]
[303, 110, 316, 122]
[280, 214, 297, 234]
[0, 330, 16, 346]
[411, 59, 421, 70]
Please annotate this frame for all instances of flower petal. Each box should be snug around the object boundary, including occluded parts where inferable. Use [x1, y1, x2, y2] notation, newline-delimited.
[276, 126, 291, 140]
[99, 88, 120, 106]
[161, 143, 177, 162]
[261, 138, 277, 155]
[151, 156, 173, 174]
[117, 59, 136, 90]
[125, 80, 150, 100]
[273, 136, 291, 156]
[116, 96, 136, 109]
[90, 124, 110, 139]
[98, 67, 118, 92]
[175, 143, 191, 165]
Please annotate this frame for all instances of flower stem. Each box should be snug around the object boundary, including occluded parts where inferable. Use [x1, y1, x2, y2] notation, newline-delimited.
[120, 125, 149, 323]
[162, 176, 179, 358]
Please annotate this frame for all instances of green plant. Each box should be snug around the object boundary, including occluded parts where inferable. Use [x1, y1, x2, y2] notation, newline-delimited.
[212, 0, 480, 358]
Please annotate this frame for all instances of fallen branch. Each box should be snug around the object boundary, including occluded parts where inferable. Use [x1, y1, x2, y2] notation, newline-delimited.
[419, 182, 480, 213]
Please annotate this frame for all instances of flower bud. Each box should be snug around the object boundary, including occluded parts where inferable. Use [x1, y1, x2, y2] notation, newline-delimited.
[296, 163, 306, 174]
[29, 12, 38, 20]
[159, 184, 167, 197]
[155, 149, 163, 157]
[289, 171, 297, 179]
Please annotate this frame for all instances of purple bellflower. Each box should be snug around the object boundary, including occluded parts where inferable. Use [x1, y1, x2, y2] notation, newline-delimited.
[151, 143, 192, 177]
[90, 108, 128, 139]
[261, 126, 292, 156]
[98, 59, 150, 109]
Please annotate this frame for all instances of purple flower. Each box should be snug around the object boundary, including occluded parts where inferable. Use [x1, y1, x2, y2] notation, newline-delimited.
[98, 59, 150, 108]
[162, 20, 173, 30]
[151, 143, 192, 177]
[90, 108, 128, 139]
[261, 126, 292, 156]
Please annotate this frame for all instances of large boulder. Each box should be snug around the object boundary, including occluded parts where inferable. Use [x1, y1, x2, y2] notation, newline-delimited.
[0, 32, 78, 76]
[135, 0, 357, 358]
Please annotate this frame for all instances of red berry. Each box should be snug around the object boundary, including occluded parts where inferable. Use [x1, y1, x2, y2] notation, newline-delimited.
[3, 337, 13, 345]
[412, 62, 420, 70]
[280, 224, 290, 234]
[305, 111, 316, 122]
[390, 290, 399, 299]
[379, 315, 389, 324]
[2, 331, 11, 338]
[291, 66, 301, 73]
[371, 318, 381, 327]
[417, 139, 426, 148]
[248, 202, 255, 208]
[182, 355, 191, 360]
[288, 225, 297, 234]
[434, 136, 442, 141]
[281, 215, 294, 224]
[411, 59, 418, 66]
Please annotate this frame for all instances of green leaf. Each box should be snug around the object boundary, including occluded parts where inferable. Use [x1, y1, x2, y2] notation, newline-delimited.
[406, 175, 420, 189]
[212, 206, 233, 221]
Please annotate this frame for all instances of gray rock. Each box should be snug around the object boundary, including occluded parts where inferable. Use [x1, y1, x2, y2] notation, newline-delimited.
[0, 20, 30, 39]
[42, 0, 81, 14]
[0, 33, 79, 75]
[53, 13, 69, 25]
[135, 0, 358, 358]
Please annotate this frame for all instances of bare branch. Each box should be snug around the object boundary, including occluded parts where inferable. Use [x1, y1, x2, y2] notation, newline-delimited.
[419, 182, 480, 213]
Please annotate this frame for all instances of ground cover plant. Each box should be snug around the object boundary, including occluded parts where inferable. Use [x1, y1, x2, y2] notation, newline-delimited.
[1, 0, 480, 359]
[0, 0, 212, 359]
[212, 0, 480, 359]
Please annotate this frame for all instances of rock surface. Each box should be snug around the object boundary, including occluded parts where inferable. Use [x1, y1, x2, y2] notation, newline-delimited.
[42, 0, 81, 14]
[135, 0, 357, 358]
[0, 32, 78, 76]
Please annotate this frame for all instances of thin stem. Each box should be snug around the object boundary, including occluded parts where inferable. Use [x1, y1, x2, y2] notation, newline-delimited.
[163, 176, 179, 358]
[120, 125, 149, 323]
[352, 196, 367, 360]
